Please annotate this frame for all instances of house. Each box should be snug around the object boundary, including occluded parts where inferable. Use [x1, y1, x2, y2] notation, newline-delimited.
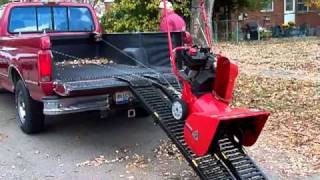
[244, 0, 320, 28]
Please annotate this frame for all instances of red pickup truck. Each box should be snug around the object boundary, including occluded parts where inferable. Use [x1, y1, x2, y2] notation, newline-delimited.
[0, 2, 182, 134]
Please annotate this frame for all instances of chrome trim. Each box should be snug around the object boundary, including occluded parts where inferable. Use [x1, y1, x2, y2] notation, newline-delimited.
[25, 80, 39, 85]
[0, 73, 8, 77]
[43, 94, 110, 115]
[17, 90, 27, 124]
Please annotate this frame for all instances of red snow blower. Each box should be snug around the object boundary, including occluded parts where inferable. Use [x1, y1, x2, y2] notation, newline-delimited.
[162, 0, 270, 156]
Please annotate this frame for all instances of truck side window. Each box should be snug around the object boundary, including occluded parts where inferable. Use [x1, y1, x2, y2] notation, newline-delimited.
[53, 7, 68, 31]
[9, 7, 37, 33]
[8, 6, 94, 33]
[68, 7, 94, 31]
[37, 7, 53, 32]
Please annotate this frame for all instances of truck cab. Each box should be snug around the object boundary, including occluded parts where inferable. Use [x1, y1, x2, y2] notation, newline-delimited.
[0, 1, 183, 134]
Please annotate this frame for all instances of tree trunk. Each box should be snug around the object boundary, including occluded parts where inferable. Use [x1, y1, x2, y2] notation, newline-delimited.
[206, 0, 215, 40]
[190, 0, 215, 45]
[190, 0, 200, 40]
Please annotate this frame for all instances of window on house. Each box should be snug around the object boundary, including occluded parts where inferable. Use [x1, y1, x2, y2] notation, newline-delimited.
[261, 1, 274, 12]
[286, 0, 294, 11]
[297, 0, 309, 12]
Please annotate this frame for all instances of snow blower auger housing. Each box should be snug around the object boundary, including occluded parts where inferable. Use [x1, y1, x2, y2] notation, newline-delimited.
[170, 47, 270, 156]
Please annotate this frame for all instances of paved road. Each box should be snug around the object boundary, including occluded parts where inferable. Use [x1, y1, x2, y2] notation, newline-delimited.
[1, 92, 314, 180]
[0, 92, 195, 180]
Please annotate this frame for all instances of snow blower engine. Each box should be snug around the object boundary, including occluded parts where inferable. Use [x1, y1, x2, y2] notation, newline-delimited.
[170, 46, 270, 156]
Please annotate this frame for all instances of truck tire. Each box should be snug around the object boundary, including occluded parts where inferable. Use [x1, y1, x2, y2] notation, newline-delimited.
[0, 85, 8, 93]
[0, 88, 7, 93]
[15, 80, 45, 134]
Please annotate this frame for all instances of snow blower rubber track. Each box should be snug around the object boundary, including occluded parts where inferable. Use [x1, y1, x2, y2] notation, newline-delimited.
[117, 75, 267, 180]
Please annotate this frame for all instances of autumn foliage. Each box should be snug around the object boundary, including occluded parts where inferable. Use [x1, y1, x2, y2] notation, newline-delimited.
[101, 0, 190, 32]
[304, 0, 320, 8]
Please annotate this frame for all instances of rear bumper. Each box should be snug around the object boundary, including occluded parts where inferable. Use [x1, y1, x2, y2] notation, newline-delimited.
[43, 95, 111, 115]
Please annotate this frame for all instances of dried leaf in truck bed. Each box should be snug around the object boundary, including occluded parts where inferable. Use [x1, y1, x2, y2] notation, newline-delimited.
[55, 57, 115, 66]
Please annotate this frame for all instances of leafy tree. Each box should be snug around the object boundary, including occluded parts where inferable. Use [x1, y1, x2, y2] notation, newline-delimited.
[209, 0, 272, 16]
[0, 0, 8, 5]
[304, 0, 320, 8]
[101, 0, 190, 32]
[235, 0, 273, 11]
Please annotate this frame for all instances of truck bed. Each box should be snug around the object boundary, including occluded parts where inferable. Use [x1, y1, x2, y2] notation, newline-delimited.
[50, 32, 183, 96]
[53, 64, 172, 96]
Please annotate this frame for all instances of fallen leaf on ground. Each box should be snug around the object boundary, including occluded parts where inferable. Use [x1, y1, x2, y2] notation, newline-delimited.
[224, 37, 320, 177]
[0, 133, 8, 142]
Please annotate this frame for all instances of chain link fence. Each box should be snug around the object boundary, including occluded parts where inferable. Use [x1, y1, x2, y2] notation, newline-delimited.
[211, 18, 320, 43]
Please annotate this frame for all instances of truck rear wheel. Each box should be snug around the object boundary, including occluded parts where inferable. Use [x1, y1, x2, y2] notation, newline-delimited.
[15, 80, 45, 134]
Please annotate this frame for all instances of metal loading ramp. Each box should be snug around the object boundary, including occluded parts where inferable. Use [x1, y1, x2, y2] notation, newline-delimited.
[117, 75, 268, 180]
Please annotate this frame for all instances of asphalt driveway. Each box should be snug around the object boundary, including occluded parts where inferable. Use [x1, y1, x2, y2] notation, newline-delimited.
[1, 91, 313, 180]
[0, 92, 195, 180]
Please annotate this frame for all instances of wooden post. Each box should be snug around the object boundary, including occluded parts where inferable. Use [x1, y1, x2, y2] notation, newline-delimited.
[213, 21, 218, 42]
[236, 20, 239, 43]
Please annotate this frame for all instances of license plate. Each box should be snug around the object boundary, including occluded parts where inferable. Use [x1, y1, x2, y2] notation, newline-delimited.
[115, 91, 132, 105]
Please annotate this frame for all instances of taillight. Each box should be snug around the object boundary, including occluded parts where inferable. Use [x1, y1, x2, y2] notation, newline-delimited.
[38, 50, 52, 82]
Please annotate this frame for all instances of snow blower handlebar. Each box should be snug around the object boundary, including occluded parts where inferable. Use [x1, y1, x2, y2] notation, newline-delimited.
[161, 0, 190, 80]
[162, 0, 176, 75]
[199, 0, 213, 48]
[162, 0, 214, 79]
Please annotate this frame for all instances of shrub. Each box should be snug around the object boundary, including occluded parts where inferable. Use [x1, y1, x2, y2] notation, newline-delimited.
[288, 21, 296, 27]
[101, 0, 190, 32]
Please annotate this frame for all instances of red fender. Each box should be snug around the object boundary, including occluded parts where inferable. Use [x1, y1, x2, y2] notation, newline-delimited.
[184, 113, 220, 156]
[184, 95, 270, 156]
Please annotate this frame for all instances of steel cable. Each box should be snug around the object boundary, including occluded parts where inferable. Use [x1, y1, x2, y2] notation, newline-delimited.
[99, 38, 182, 92]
